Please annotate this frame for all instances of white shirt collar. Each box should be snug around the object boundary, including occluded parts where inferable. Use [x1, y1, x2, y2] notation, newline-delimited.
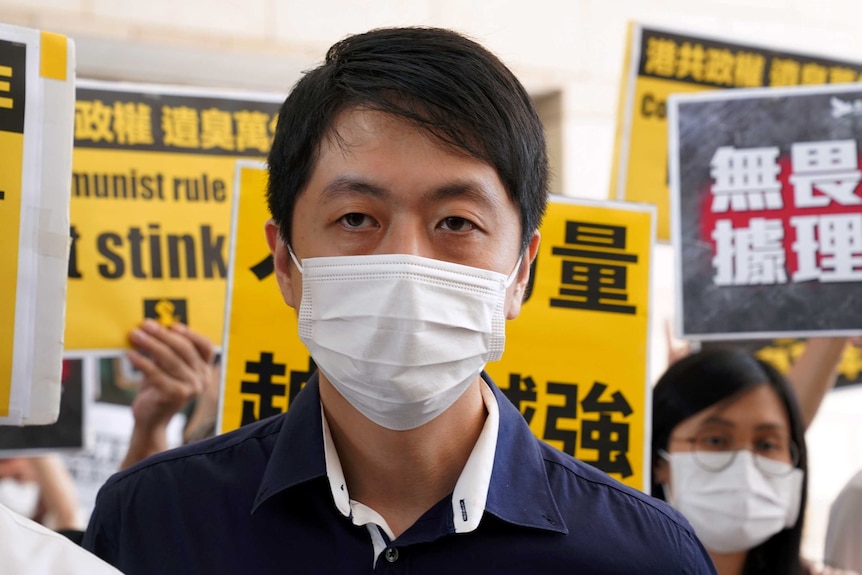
[451, 380, 499, 533]
[322, 380, 500, 561]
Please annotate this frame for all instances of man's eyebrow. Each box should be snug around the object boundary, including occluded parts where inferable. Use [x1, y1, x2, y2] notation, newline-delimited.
[319, 176, 389, 204]
[431, 181, 504, 211]
[319, 177, 505, 210]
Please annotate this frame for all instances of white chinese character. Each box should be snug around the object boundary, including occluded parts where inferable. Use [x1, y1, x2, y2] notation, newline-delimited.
[712, 218, 787, 286]
[710, 146, 783, 213]
[789, 140, 862, 207]
[791, 214, 862, 282]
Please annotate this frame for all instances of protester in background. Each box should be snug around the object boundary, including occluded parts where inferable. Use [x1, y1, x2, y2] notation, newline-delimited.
[0, 457, 40, 518]
[651, 347, 852, 575]
[119, 320, 216, 470]
[0, 455, 84, 536]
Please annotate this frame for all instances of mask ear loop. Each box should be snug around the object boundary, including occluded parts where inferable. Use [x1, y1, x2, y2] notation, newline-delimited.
[660, 483, 675, 506]
[504, 255, 524, 288]
[286, 245, 304, 274]
[656, 449, 675, 505]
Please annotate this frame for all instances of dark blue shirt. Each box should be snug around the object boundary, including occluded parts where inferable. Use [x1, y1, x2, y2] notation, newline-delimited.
[83, 374, 716, 574]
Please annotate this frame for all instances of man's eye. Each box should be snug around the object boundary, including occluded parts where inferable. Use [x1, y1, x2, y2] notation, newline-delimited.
[440, 217, 475, 232]
[340, 213, 368, 228]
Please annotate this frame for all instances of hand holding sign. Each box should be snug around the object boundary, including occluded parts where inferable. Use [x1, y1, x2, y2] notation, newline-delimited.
[120, 320, 215, 469]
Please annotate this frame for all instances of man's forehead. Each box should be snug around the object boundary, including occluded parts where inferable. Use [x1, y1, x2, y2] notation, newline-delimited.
[320, 105, 485, 163]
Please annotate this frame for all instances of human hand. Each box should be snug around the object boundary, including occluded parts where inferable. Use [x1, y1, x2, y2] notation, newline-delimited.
[120, 321, 215, 470]
[127, 320, 215, 432]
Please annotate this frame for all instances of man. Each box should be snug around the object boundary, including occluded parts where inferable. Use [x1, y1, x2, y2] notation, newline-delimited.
[84, 27, 716, 574]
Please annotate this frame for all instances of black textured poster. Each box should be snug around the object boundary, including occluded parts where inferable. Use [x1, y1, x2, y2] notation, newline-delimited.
[670, 85, 862, 339]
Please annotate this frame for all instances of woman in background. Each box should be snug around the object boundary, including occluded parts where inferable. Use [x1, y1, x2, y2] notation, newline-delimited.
[651, 348, 809, 575]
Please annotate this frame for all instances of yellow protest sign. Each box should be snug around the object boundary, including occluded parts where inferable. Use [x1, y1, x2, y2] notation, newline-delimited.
[485, 196, 654, 491]
[0, 36, 26, 417]
[611, 23, 862, 241]
[219, 170, 655, 490]
[65, 81, 282, 353]
[0, 24, 74, 425]
[218, 162, 312, 433]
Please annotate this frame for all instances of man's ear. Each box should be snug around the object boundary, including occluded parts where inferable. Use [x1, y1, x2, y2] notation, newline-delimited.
[505, 231, 540, 320]
[264, 218, 298, 309]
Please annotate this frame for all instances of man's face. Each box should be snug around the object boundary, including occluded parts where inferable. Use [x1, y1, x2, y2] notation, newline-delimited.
[266, 107, 539, 320]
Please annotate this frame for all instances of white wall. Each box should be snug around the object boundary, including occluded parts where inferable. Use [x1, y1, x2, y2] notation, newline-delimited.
[2, 0, 861, 565]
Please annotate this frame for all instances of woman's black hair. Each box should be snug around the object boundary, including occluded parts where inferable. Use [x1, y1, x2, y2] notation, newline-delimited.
[651, 347, 808, 575]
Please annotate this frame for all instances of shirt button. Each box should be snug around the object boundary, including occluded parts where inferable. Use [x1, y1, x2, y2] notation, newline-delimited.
[384, 547, 399, 563]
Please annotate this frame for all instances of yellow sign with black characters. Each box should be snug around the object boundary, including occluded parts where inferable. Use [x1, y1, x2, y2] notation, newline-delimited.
[219, 167, 655, 491]
[65, 81, 282, 353]
[0, 24, 75, 425]
[486, 196, 654, 491]
[218, 163, 315, 433]
[611, 23, 862, 241]
[0, 35, 27, 417]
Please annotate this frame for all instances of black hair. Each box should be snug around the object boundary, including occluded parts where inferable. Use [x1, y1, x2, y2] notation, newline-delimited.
[267, 26, 549, 254]
[651, 348, 808, 575]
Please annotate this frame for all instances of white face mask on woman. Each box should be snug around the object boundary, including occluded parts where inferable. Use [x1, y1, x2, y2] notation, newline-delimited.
[289, 249, 520, 431]
[0, 478, 40, 519]
[662, 450, 804, 554]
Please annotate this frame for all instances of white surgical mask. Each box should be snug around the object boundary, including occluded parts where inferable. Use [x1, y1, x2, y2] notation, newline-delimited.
[0, 478, 40, 519]
[663, 450, 803, 554]
[289, 248, 520, 430]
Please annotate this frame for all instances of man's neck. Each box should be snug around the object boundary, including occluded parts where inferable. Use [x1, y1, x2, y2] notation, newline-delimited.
[319, 376, 487, 538]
